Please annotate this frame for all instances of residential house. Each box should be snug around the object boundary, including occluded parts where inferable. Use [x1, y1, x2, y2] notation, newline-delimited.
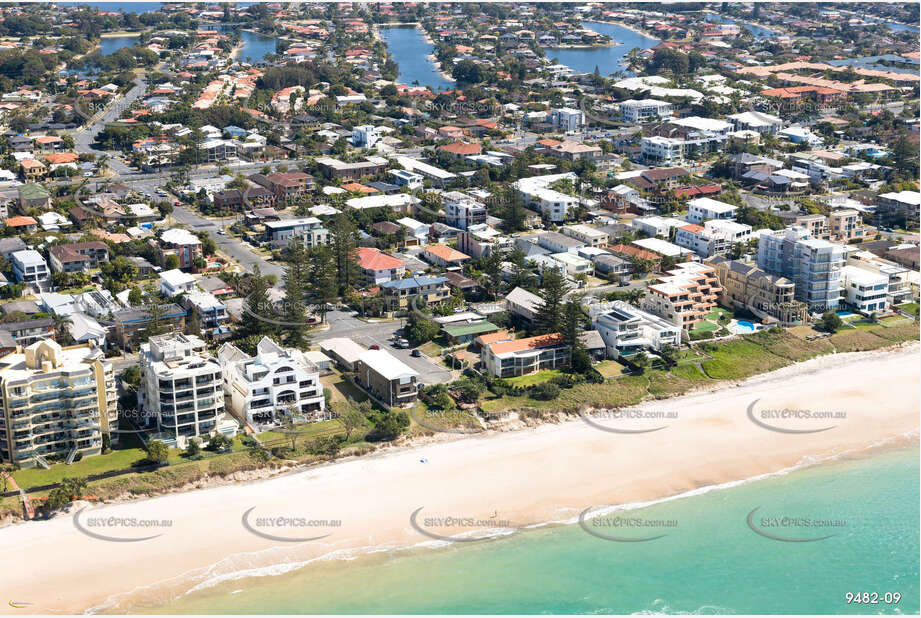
[481, 333, 570, 378]
[592, 301, 681, 359]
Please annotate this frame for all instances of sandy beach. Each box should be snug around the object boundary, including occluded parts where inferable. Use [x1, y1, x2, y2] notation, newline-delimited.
[2, 345, 918, 614]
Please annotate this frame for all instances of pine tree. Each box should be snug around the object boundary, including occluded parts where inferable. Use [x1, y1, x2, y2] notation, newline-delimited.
[241, 267, 274, 338]
[329, 214, 360, 296]
[304, 246, 338, 323]
[561, 298, 590, 373]
[282, 242, 310, 349]
[534, 268, 566, 334]
[184, 310, 201, 337]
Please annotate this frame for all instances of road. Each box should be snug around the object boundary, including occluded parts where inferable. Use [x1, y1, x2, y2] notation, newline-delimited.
[71, 76, 149, 175]
[314, 310, 453, 385]
[170, 204, 285, 278]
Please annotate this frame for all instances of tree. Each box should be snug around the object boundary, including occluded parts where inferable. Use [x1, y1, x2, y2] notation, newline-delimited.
[631, 351, 650, 374]
[240, 267, 275, 338]
[45, 477, 88, 511]
[820, 311, 843, 333]
[184, 310, 201, 336]
[658, 344, 679, 369]
[338, 407, 365, 441]
[366, 410, 409, 442]
[184, 439, 201, 459]
[534, 268, 566, 334]
[405, 307, 440, 345]
[281, 241, 311, 348]
[146, 440, 169, 464]
[141, 304, 171, 340]
[305, 246, 338, 322]
[329, 214, 360, 295]
[561, 299, 590, 373]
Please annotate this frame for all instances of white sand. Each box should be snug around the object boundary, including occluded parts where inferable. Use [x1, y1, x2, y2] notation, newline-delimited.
[1, 346, 918, 614]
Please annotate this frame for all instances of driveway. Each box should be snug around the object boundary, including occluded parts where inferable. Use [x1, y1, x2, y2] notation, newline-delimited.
[315, 310, 453, 385]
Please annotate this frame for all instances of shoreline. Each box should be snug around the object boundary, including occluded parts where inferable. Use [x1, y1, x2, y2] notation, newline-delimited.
[1, 344, 918, 614]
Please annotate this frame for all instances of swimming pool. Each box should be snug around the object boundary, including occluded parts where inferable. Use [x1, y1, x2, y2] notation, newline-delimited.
[729, 319, 757, 334]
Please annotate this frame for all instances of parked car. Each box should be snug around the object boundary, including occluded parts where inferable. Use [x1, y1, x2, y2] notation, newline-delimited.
[369, 344, 380, 350]
[411, 349, 422, 357]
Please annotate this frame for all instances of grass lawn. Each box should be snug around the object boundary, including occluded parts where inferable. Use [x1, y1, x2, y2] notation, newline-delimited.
[506, 369, 562, 387]
[897, 302, 919, 317]
[321, 371, 369, 404]
[691, 319, 719, 333]
[12, 444, 151, 489]
[706, 307, 731, 321]
[256, 419, 344, 445]
[595, 360, 627, 379]
[418, 341, 442, 356]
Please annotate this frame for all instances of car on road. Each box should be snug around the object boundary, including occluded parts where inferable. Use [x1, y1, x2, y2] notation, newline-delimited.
[411, 349, 422, 357]
[369, 344, 380, 350]
[217, 229, 226, 235]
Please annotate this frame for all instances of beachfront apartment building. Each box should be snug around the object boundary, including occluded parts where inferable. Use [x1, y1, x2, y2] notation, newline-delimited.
[591, 301, 681, 359]
[218, 336, 326, 428]
[354, 349, 419, 408]
[840, 266, 889, 314]
[642, 262, 723, 331]
[481, 333, 571, 378]
[138, 333, 235, 444]
[757, 226, 845, 313]
[0, 339, 116, 467]
[846, 250, 912, 306]
[706, 256, 808, 324]
[619, 99, 673, 123]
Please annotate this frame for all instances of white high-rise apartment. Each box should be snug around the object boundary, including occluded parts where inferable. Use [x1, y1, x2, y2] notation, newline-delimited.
[139, 333, 233, 442]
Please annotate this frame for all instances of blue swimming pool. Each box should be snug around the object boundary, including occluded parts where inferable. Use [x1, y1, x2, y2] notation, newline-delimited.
[735, 320, 756, 333]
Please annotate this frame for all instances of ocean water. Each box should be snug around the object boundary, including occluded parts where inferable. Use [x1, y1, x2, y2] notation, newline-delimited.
[130, 445, 919, 615]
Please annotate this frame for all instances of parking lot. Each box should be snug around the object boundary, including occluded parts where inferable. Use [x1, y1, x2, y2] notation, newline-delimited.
[314, 310, 454, 385]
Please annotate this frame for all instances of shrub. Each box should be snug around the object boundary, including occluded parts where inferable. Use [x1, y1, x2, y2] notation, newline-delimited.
[530, 382, 560, 401]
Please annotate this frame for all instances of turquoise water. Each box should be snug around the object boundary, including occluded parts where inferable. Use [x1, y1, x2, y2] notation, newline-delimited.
[546, 21, 659, 77]
[379, 25, 454, 91]
[140, 446, 919, 614]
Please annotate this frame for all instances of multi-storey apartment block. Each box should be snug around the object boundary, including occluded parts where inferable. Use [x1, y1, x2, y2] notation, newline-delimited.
[0, 340, 116, 468]
[642, 262, 723, 331]
[139, 333, 234, 443]
[218, 336, 326, 427]
[706, 256, 808, 324]
[757, 226, 845, 313]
